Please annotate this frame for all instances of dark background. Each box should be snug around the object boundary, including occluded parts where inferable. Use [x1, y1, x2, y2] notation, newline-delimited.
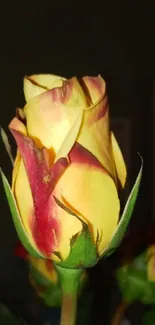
[0, 1, 154, 324]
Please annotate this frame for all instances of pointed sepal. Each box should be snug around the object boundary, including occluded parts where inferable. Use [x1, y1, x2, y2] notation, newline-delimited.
[0, 127, 14, 165]
[54, 197, 98, 268]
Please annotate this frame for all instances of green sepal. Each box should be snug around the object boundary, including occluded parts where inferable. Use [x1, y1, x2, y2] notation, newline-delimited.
[54, 197, 98, 268]
[0, 168, 43, 258]
[0, 127, 14, 165]
[104, 157, 143, 257]
[58, 225, 98, 268]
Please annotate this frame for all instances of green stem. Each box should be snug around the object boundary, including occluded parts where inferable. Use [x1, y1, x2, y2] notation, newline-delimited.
[55, 265, 83, 325]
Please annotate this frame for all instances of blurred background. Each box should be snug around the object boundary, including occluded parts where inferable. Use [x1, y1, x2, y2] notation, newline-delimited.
[0, 1, 154, 324]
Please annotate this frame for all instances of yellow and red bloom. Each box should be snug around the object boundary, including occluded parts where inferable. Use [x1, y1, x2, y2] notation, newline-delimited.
[7, 74, 127, 264]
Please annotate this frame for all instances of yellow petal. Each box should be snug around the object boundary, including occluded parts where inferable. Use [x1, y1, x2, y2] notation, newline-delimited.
[111, 132, 127, 188]
[82, 75, 106, 105]
[12, 149, 21, 192]
[24, 74, 66, 101]
[24, 77, 88, 153]
[9, 117, 27, 136]
[54, 161, 120, 259]
[78, 102, 116, 180]
[9, 118, 28, 192]
[76, 76, 117, 181]
[13, 158, 35, 247]
[51, 197, 82, 262]
[10, 119, 41, 254]
[55, 110, 83, 162]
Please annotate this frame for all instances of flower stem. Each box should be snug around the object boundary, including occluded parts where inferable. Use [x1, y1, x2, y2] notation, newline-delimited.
[55, 265, 83, 325]
[111, 301, 129, 325]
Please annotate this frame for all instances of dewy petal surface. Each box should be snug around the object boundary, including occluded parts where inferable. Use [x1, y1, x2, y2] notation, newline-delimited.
[24, 77, 88, 153]
[54, 143, 120, 258]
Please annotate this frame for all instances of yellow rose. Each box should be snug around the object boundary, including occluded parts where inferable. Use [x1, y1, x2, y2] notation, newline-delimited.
[9, 74, 126, 263]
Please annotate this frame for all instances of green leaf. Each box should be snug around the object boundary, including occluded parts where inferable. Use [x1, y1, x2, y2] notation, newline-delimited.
[0, 168, 42, 258]
[116, 253, 147, 303]
[116, 251, 155, 304]
[0, 127, 14, 165]
[104, 157, 143, 257]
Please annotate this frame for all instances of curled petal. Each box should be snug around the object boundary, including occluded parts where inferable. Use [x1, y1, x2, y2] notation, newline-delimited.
[77, 78, 117, 181]
[24, 77, 87, 153]
[55, 110, 83, 162]
[9, 117, 27, 135]
[81, 75, 106, 106]
[24, 74, 66, 101]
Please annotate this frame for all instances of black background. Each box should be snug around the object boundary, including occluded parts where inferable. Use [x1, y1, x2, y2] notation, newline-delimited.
[0, 1, 154, 324]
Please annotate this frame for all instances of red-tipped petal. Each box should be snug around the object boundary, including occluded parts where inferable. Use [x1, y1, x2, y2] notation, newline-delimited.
[10, 129, 68, 256]
[69, 142, 108, 173]
[81, 75, 106, 105]
[10, 129, 53, 201]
